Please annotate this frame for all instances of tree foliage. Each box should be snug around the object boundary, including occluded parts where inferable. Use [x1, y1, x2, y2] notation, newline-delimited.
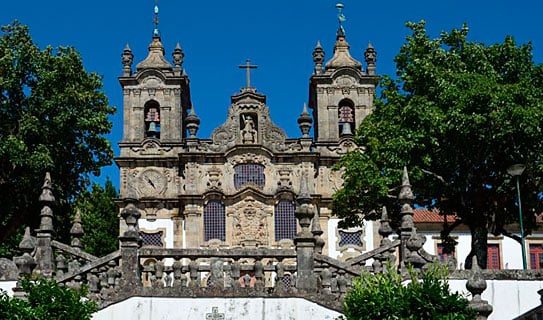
[0, 278, 97, 320]
[0, 21, 115, 244]
[75, 179, 119, 257]
[343, 266, 476, 320]
[334, 21, 543, 268]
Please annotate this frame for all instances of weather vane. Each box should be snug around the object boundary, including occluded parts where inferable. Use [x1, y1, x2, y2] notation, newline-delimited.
[336, 2, 346, 35]
[153, 0, 160, 37]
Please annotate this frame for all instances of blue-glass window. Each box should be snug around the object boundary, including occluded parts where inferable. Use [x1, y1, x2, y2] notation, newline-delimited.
[234, 164, 265, 189]
[204, 200, 225, 241]
[275, 200, 296, 241]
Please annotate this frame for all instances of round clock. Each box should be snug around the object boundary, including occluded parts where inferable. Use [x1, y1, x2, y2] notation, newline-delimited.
[137, 169, 167, 196]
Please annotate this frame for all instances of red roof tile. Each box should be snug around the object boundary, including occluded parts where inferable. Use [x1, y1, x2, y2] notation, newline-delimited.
[413, 208, 457, 223]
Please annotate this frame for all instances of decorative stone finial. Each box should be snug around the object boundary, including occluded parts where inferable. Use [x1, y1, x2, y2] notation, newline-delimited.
[13, 227, 37, 279]
[295, 171, 314, 236]
[311, 207, 325, 254]
[70, 210, 84, 250]
[466, 256, 493, 319]
[297, 103, 312, 138]
[172, 42, 184, 68]
[38, 173, 54, 233]
[399, 167, 414, 202]
[120, 199, 141, 240]
[378, 206, 393, 238]
[364, 42, 377, 75]
[121, 44, 134, 76]
[19, 227, 35, 253]
[185, 107, 200, 138]
[312, 41, 325, 75]
[39, 172, 55, 203]
[398, 167, 415, 230]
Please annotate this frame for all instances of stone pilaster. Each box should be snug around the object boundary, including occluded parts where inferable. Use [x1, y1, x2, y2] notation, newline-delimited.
[184, 205, 201, 248]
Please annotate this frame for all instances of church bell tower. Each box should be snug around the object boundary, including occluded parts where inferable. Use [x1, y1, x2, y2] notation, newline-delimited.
[308, 3, 378, 148]
[116, 2, 191, 225]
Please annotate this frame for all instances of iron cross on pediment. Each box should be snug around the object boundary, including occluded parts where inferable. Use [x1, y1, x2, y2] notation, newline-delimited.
[238, 59, 258, 88]
[206, 307, 225, 320]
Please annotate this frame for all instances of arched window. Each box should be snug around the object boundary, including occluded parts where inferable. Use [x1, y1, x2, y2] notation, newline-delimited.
[144, 100, 161, 138]
[234, 164, 265, 189]
[338, 99, 355, 136]
[275, 200, 296, 241]
[203, 200, 225, 241]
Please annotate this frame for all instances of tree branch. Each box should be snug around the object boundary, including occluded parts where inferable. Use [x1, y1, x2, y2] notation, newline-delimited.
[496, 227, 522, 244]
[421, 168, 448, 186]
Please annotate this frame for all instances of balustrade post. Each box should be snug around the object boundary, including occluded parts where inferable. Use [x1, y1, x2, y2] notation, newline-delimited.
[119, 197, 142, 289]
[35, 173, 55, 278]
[294, 172, 317, 292]
[398, 167, 415, 272]
[467, 256, 493, 320]
[13, 227, 37, 299]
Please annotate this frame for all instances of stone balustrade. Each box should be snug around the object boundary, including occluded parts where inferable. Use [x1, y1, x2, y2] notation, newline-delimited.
[5, 170, 495, 318]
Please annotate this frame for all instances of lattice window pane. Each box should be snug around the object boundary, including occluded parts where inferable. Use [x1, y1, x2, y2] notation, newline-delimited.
[140, 231, 163, 247]
[204, 200, 226, 241]
[275, 200, 296, 241]
[282, 274, 292, 290]
[338, 230, 362, 247]
[234, 164, 265, 189]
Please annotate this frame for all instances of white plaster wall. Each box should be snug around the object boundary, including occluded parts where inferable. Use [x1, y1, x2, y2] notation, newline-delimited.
[502, 237, 523, 270]
[92, 297, 342, 320]
[420, 231, 528, 270]
[327, 218, 340, 259]
[449, 279, 543, 320]
[0, 281, 16, 295]
[139, 218, 174, 248]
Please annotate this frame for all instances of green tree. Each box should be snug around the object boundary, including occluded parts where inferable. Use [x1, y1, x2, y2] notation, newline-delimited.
[75, 179, 119, 257]
[0, 278, 97, 320]
[0, 21, 115, 245]
[343, 266, 476, 320]
[334, 21, 543, 268]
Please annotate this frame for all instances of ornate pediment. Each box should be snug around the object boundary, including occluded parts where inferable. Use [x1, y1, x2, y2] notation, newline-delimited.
[199, 93, 289, 153]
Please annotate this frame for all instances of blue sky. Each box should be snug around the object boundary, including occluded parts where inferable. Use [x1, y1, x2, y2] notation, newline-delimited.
[2, 1, 542, 189]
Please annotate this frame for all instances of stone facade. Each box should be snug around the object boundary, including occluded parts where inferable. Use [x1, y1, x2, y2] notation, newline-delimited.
[114, 25, 378, 255]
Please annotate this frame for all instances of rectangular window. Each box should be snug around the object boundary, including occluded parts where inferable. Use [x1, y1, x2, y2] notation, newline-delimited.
[139, 231, 164, 247]
[437, 243, 455, 262]
[338, 230, 363, 247]
[487, 243, 501, 270]
[275, 200, 296, 241]
[530, 243, 543, 270]
[234, 164, 265, 189]
[204, 200, 226, 241]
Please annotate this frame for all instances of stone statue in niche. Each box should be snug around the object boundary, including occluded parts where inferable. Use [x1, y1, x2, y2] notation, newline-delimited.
[241, 114, 257, 144]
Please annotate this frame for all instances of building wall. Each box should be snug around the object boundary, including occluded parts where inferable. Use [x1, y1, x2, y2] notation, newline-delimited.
[92, 297, 342, 320]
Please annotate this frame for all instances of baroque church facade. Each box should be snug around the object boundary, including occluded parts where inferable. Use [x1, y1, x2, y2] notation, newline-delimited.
[115, 21, 378, 258]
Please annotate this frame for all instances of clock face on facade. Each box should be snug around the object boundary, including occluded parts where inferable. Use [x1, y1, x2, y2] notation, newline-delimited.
[137, 169, 166, 196]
